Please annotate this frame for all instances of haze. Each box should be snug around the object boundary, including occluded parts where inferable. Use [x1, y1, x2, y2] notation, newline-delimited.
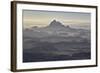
[23, 10, 91, 29]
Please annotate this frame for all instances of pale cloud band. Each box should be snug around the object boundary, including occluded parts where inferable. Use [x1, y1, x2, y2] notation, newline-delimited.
[23, 10, 91, 28]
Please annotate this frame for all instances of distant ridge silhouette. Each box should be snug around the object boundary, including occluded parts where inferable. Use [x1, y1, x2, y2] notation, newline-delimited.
[31, 19, 71, 29]
[48, 20, 65, 28]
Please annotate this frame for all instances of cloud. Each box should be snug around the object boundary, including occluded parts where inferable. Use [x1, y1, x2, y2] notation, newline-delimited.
[23, 10, 90, 28]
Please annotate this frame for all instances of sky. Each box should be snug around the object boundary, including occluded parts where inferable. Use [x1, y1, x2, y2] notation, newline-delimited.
[23, 10, 91, 29]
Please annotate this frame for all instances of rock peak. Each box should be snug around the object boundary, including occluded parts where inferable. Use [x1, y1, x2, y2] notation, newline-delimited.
[49, 19, 65, 28]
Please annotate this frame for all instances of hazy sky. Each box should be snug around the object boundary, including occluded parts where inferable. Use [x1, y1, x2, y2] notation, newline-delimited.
[23, 10, 91, 29]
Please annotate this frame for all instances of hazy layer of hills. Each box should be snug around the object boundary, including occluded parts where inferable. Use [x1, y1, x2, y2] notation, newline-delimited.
[23, 20, 91, 62]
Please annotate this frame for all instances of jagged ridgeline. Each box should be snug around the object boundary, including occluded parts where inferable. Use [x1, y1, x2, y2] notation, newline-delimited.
[32, 19, 70, 28]
[49, 20, 65, 27]
[23, 19, 91, 62]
